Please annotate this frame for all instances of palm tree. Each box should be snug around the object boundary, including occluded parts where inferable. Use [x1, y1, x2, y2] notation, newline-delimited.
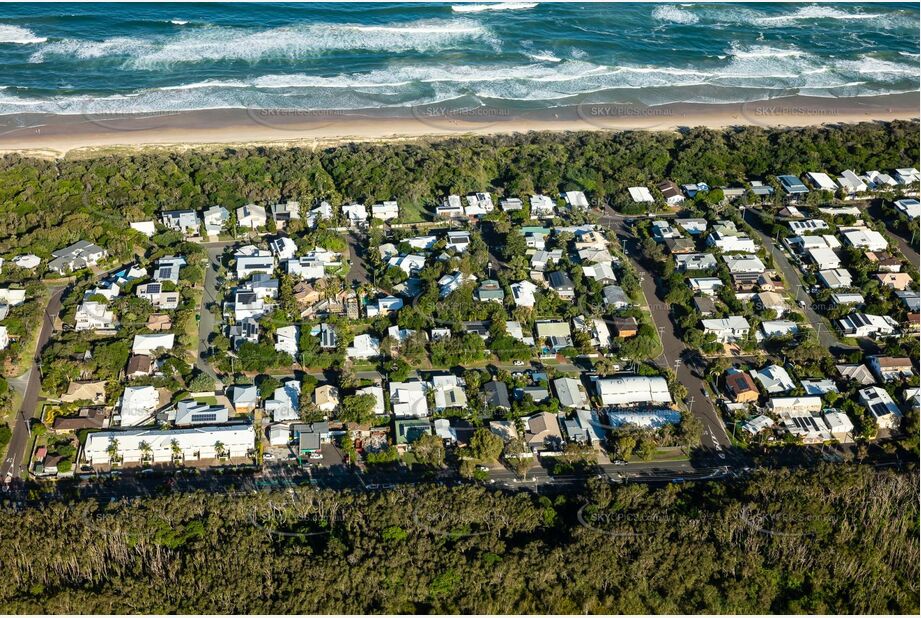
[139, 441, 152, 465]
[106, 438, 120, 467]
[170, 439, 182, 465]
[214, 441, 227, 461]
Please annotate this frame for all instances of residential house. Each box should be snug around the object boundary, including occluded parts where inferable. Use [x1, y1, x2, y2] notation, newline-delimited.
[754, 291, 788, 315]
[675, 218, 708, 235]
[701, 316, 751, 342]
[530, 249, 563, 272]
[125, 354, 153, 378]
[657, 180, 684, 205]
[675, 253, 718, 272]
[48, 241, 107, 274]
[483, 381, 511, 410]
[436, 195, 464, 218]
[388, 254, 426, 276]
[202, 205, 229, 237]
[136, 282, 180, 310]
[868, 356, 913, 382]
[842, 229, 888, 252]
[602, 285, 630, 309]
[161, 209, 200, 235]
[174, 400, 229, 427]
[371, 200, 399, 221]
[511, 280, 539, 308]
[75, 301, 117, 331]
[858, 386, 902, 429]
[465, 192, 494, 217]
[234, 248, 276, 280]
[60, 381, 106, 405]
[529, 194, 556, 218]
[118, 385, 160, 427]
[767, 396, 822, 415]
[535, 321, 573, 353]
[690, 277, 724, 296]
[446, 230, 470, 253]
[505, 320, 535, 346]
[365, 295, 402, 317]
[778, 175, 809, 196]
[789, 219, 830, 234]
[228, 318, 259, 350]
[894, 198, 920, 220]
[801, 379, 838, 396]
[628, 187, 654, 203]
[313, 385, 339, 413]
[875, 272, 913, 290]
[265, 379, 301, 423]
[357, 385, 386, 416]
[665, 238, 696, 255]
[394, 418, 432, 447]
[230, 385, 260, 414]
[611, 317, 638, 338]
[724, 368, 759, 403]
[389, 381, 429, 417]
[583, 262, 617, 284]
[723, 254, 765, 275]
[131, 333, 174, 356]
[823, 411, 854, 443]
[153, 255, 186, 284]
[346, 334, 380, 359]
[431, 374, 467, 412]
[524, 412, 563, 451]
[594, 376, 672, 407]
[818, 269, 853, 289]
[554, 377, 588, 409]
[477, 279, 505, 303]
[838, 313, 899, 338]
[805, 172, 838, 192]
[836, 363, 876, 386]
[564, 191, 590, 209]
[341, 203, 369, 226]
[548, 271, 575, 300]
[500, 197, 523, 212]
[760, 320, 799, 339]
[275, 325, 299, 357]
[270, 201, 301, 228]
[270, 236, 298, 261]
[129, 221, 156, 237]
[651, 220, 681, 241]
[236, 204, 267, 229]
[751, 364, 796, 394]
[779, 412, 831, 444]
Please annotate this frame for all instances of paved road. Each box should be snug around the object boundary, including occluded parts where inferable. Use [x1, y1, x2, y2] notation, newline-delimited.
[741, 208, 856, 353]
[597, 211, 733, 450]
[866, 201, 920, 267]
[2, 286, 66, 482]
[196, 243, 232, 387]
[345, 231, 373, 287]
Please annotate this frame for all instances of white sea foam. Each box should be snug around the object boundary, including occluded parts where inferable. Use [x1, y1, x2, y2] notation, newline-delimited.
[526, 50, 561, 63]
[753, 5, 883, 26]
[452, 3, 537, 14]
[0, 25, 47, 44]
[652, 5, 699, 25]
[169, 20, 189, 26]
[29, 19, 497, 67]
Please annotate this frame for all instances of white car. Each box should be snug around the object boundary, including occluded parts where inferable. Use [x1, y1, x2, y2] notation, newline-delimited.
[512, 360, 525, 366]
[262, 452, 274, 460]
[309, 452, 323, 460]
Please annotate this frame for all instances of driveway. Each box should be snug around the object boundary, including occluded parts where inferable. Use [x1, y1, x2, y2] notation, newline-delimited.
[196, 243, 233, 387]
[345, 231, 373, 287]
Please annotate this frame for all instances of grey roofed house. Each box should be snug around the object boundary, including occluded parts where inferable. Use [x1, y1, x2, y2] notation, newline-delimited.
[548, 271, 575, 297]
[154, 255, 186, 283]
[749, 181, 775, 196]
[896, 290, 921, 312]
[554, 377, 588, 409]
[836, 363, 876, 385]
[229, 318, 260, 350]
[778, 175, 809, 195]
[602, 285, 630, 308]
[483, 381, 511, 410]
[693, 296, 717, 316]
[48, 240, 107, 274]
[174, 400, 229, 426]
[230, 384, 260, 411]
[463, 320, 491, 339]
[161, 209, 201, 234]
[319, 323, 338, 349]
[665, 238, 696, 255]
[477, 279, 505, 302]
[517, 386, 550, 402]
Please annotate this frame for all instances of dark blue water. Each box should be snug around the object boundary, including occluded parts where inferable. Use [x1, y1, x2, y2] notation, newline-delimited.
[0, 2, 917, 115]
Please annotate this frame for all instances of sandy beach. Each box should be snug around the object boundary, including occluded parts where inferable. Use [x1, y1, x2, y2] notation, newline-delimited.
[0, 92, 917, 159]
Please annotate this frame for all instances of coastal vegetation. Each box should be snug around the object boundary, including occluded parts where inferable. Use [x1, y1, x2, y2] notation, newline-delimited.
[0, 465, 916, 613]
[0, 122, 917, 265]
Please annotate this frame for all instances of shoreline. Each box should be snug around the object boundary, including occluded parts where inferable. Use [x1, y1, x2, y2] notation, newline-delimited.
[0, 92, 917, 158]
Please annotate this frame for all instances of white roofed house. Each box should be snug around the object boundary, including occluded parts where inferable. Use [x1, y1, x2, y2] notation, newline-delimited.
[389, 380, 429, 418]
[750, 364, 796, 394]
[445, 230, 471, 253]
[865, 170, 899, 190]
[275, 325, 299, 357]
[723, 254, 765, 275]
[894, 198, 920, 220]
[675, 253, 718, 272]
[153, 255, 186, 284]
[285, 256, 326, 281]
[529, 194, 556, 218]
[174, 400, 229, 427]
[602, 285, 630, 309]
[511, 280, 538, 308]
[564, 191, 590, 209]
[270, 201, 301, 228]
[805, 172, 838, 192]
[594, 375, 672, 407]
[859, 386, 902, 430]
[161, 209, 201, 236]
[387, 254, 426, 277]
[0, 327, 7, 351]
[234, 249, 276, 280]
[341, 203, 369, 226]
[436, 195, 465, 219]
[807, 248, 842, 271]
[554, 377, 588, 409]
[236, 204, 267, 229]
[132, 333, 175, 356]
[837, 313, 899, 338]
[305, 201, 334, 228]
[817, 269, 853, 290]
[357, 385, 386, 416]
[501, 197, 524, 212]
[269, 236, 298, 261]
[75, 301, 117, 332]
[777, 409, 831, 444]
[788, 219, 830, 234]
[837, 170, 867, 195]
[689, 277, 724, 296]
[347, 333, 380, 359]
[465, 192, 494, 217]
[265, 379, 301, 423]
[628, 187, 654, 203]
[202, 205, 230, 237]
[841, 228, 888, 252]
[84, 424, 254, 466]
[130, 221, 156, 238]
[430, 374, 468, 412]
[894, 167, 920, 186]
[701, 316, 751, 343]
[365, 295, 402, 318]
[405, 235, 437, 251]
[118, 385, 160, 427]
[706, 221, 758, 253]
[675, 218, 708, 235]
[371, 200, 399, 221]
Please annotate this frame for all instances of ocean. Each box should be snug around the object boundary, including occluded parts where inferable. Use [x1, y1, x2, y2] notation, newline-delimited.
[0, 2, 918, 117]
